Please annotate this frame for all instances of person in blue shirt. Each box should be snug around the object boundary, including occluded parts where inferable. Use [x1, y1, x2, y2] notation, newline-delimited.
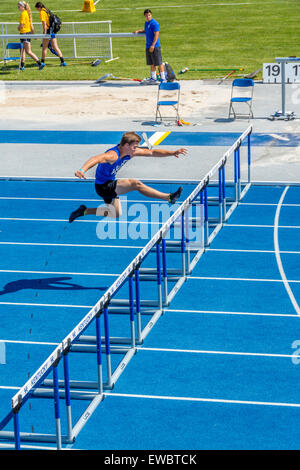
[69, 131, 187, 222]
[134, 9, 167, 84]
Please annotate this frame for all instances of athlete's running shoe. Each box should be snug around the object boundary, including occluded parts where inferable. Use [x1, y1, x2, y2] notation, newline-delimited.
[169, 187, 182, 204]
[141, 77, 158, 85]
[69, 205, 87, 223]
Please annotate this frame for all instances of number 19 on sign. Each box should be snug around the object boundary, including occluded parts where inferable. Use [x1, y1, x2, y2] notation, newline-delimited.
[263, 62, 300, 83]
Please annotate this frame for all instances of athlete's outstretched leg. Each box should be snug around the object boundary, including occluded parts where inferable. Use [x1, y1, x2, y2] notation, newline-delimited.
[116, 179, 182, 204]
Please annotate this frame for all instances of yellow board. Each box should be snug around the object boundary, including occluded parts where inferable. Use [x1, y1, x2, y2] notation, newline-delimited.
[82, 0, 96, 13]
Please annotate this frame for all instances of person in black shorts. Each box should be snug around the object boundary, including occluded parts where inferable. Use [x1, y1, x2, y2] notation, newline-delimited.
[69, 132, 187, 223]
[134, 9, 167, 84]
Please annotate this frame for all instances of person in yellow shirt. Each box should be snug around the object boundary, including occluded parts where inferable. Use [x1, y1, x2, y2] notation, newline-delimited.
[35, 2, 66, 67]
[17, 1, 43, 71]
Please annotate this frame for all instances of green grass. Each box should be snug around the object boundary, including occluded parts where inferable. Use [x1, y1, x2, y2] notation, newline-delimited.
[1, 0, 300, 80]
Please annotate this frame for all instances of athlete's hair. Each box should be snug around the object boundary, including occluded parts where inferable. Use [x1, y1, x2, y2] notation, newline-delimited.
[35, 2, 46, 8]
[144, 9, 152, 15]
[19, 2, 33, 24]
[120, 132, 142, 146]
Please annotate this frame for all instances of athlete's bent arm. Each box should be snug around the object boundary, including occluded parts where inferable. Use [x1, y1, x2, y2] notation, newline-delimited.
[75, 151, 117, 179]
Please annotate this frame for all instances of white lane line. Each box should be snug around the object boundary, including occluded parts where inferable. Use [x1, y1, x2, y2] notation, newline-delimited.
[0, 301, 93, 308]
[0, 241, 144, 249]
[0, 385, 23, 390]
[105, 392, 300, 409]
[0, 197, 101, 202]
[0, 2, 252, 14]
[274, 187, 300, 316]
[1, 339, 58, 346]
[0, 218, 299, 229]
[0, 302, 297, 316]
[0, 340, 294, 359]
[2, 384, 299, 409]
[0, 197, 171, 204]
[240, 202, 300, 207]
[207, 248, 300, 254]
[0, 443, 61, 450]
[269, 133, 290, 142]
[188, 276, 300, 283]
[0, 304, 297, 317]
[1, 198, 298, 207]
[0, 269, 120, 276]
[137, 346, 294, 359]
[0, 217, 161, 225]
[166, 308, 298, 318]
[229, 224, 300, 229]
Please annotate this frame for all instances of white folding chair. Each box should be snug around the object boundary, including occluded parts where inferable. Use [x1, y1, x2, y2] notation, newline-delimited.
[155, 81, 180, 123]
[228, 78, 254, 119]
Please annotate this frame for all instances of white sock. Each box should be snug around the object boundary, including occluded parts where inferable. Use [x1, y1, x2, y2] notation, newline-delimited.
[151, 71, 156, 80]
[160, 71, 166, 80]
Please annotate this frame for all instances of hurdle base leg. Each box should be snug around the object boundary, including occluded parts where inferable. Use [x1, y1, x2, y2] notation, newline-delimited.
[269, 110, 295, 121]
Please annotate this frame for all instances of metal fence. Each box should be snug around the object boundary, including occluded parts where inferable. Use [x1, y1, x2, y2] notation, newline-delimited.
[1, 21, 113, 59]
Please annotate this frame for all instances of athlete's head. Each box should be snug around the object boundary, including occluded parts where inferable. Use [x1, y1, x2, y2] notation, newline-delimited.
[144, 9, 152, 22]
[35, 2, 46, 10]
[120, 132, 141, 155]
[120, 132, 141, 147]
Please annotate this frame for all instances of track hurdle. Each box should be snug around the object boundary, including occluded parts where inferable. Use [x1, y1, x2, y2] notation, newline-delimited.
[164, 125, 252, 268]
[0, 125, 252, 450]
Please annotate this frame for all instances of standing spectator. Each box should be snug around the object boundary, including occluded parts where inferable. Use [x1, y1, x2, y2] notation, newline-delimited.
[34, 2, 66, 67]
[134, 9, 167, 84]
[17, 1, 43, 70]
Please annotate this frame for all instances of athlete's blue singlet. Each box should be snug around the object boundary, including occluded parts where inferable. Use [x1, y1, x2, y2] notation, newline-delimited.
[95, 145, 131, 185]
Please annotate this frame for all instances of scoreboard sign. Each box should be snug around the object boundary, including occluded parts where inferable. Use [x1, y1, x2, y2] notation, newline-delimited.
[263, 62, 300, 83]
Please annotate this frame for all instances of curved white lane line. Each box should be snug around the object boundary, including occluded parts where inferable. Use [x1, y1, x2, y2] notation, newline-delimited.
[274, 186, 300, 316]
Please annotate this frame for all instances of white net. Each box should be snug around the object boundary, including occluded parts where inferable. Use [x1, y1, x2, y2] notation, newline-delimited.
[0, 21, 113, 59]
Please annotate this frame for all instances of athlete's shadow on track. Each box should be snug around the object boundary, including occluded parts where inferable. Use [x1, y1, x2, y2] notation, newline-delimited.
[0, 277, 107, 295]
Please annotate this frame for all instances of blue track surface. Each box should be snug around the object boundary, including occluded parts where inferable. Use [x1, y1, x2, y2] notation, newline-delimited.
[0, 130, 299, 146]
[0, 179, 299, 450]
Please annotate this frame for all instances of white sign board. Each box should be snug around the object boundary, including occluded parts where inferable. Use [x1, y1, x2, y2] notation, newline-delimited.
[263, 62, 300, 83]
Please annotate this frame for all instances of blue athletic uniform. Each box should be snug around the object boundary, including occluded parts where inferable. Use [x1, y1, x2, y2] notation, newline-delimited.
[144, 18, 161, 48]
[95, 145, 131, 185]
[68, 141, 183, 221]
[94, 145, 131, 203]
